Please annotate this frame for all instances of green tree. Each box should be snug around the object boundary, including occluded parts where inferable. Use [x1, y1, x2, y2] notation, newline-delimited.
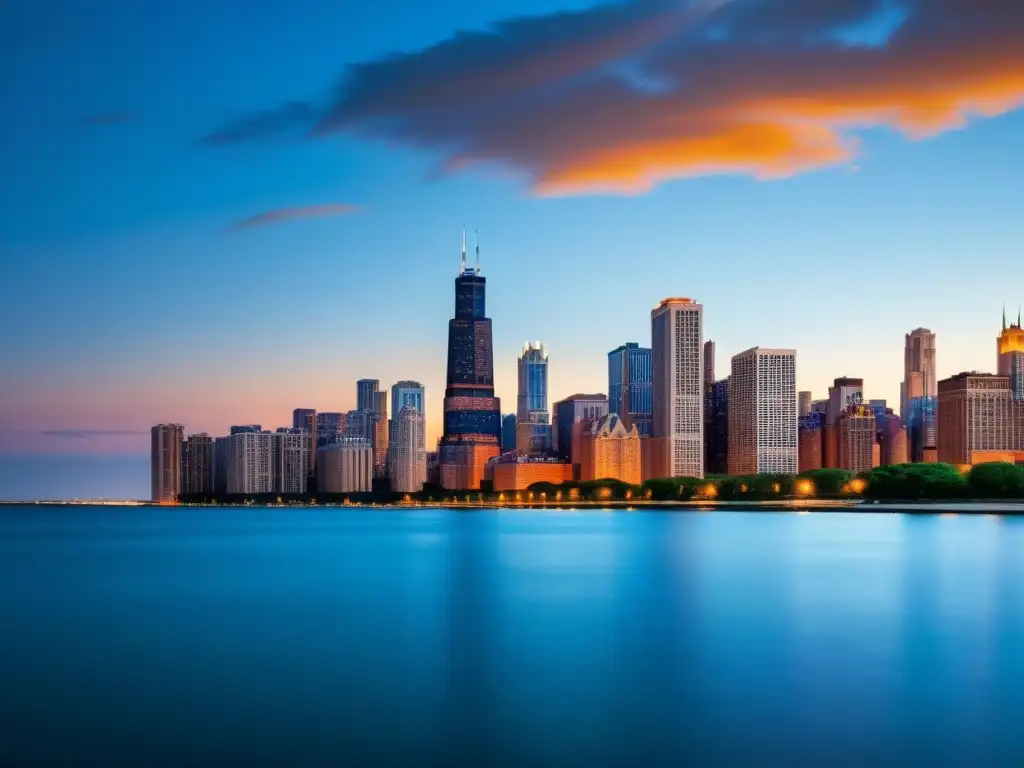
[642, 477, 679, 500]
[968, 462, 1024, 499]
[799, 468, 853, 497]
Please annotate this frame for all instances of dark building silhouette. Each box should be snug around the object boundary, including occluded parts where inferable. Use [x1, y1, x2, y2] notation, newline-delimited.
[704, 378, 729, 474]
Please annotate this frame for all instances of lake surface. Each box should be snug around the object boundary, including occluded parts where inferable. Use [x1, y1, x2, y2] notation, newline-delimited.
[2, 506, 1024, 766]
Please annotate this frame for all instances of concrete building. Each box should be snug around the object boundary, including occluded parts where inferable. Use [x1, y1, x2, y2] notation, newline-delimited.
[488, 455, 575, 492]
[938, 372, 1014, 465]
[292, 408, 317, 477]
[391, 381, 426, 420]
[230, 425, 262, 434]
[516, 342, 552, 455]
[274, 429, 310, 494]
[151, 423, 184, 502]
[879, 412, 909, 466]
[903, 328, 937, 413]
[316, 412, 347, 448]
[836, 406, 876, 472]
[798, 391, 813, 418]
[577, 413, 642, 484]
[181, 432, 214, 495]
[318, 439, 373, 494]
[727, 348, 798, 475]
[608, 343, 653, 437]
[703, 340, 715, 385]
[356, 379, 380, 413]
[997, 310, 1024, 400]
[651, 297, 704, 478]
[372, 391, 389, 480]
[827, 377, 863, 426]
[213, 436, 229, 496]
[390, 405, 426, 493]
[226, 431, 275, 495]
[798, 414, 824, 472]
[704, 378, 729, 475]
[552, 394, 609, 463]
[346, 409, 374, 443]
[501, 414, 517, 453]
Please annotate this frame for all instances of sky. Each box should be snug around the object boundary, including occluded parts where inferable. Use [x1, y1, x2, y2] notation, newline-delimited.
[1, 0, 1023, 499]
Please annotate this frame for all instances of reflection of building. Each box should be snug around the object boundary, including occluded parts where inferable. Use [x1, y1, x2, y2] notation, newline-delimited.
[652, 298, 704, 478]
[704, 378, 729, 474]
[608, 343, 653, 437]
[151, 423, 184, 502]
[516, 342, 552, 454]
[998, 310, 1024, 401]
[182, 433, 214, 495]
[827, 377, 863, 426]
[501, 414, 517, 453]
[578, 413, 642, 484]
[488, 454, 574, 492]
[552, 394, 608, 463]
[938, 372, 1014, 465]
[798, 413, 824, 472]
[438, 231, 501, 489]
[390, 405, 426, 493]
[318, 440, 373, 493]
[836, 406, 875, 472]
[728, 348, 798, 475]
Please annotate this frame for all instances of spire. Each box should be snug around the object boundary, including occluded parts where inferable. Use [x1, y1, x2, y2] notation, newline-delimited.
[474, 229, 481, 274]
[460, 226, 467, 274]
[1018, 306, 1021, 328]
[1003, 305, 1007, 331]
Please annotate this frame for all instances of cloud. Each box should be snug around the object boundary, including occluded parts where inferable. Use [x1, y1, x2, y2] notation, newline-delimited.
[39, 429, 147, 439]
[207, 0, 1024, 195]
[200, 101, 317, 145]
[228, 203, 361, 230]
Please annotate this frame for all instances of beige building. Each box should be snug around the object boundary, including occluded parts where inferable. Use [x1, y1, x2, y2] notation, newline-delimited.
[727, 347, 798, 475]
[578, 413, 642, 484]
[151, 423, 184, 502]
[389, 405, 426, 493]
[651, 297, 704, 478]
[937, 372, 1014, 465]
[318, 439, 373, 494]
[836, 406, 875, 472]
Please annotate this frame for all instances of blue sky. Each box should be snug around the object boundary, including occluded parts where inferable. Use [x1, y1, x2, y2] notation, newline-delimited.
[2, 0, 1023, 498]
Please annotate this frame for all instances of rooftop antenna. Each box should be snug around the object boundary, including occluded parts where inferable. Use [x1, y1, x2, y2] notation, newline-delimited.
[1003, 304, 1007, 331]
[1018, 306, 1021, 328]
[475, 229, 481, 274]
[460, 226, 467, 274]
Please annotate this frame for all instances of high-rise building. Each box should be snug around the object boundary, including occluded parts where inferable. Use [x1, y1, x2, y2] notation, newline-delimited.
[274, 429, 310, 494]
[608, 343, 653, 437]
[798, 412, 824, 472]
[317, 439, 373, 494]
[390, 405, 426, 493]
[181, 433, 214, 495]
[346, 409, 375, 443]
[938, 372, 1014, 465]
[997, 310, 1024, 401]
[225, 431, 275, 495]
[651, 297, 704, 478]
[372, 390, 389, 480]
[501, 414, 517, 453]
[879, 411, 909, 466]
[703, 340, 715, 385]
[391, 381, 425, 424]
[552, 394, 609, 463]
[577, 413, 642, 484]
[151, 424, 184, 502]
[230, 424, 262, 434]
[516, 341, 552, 454]
[704, 378, 729, 474]
[727, 348, 798, 475]
[798, 391, 813, 418]
[438, 230, 501, 489]
[292, 408, 317, 476]
[903, 328, 937, 412]
[213, 436, 229, 495]
[836, 406, 876, 472]
[827, 377, 863, 426]
[316, 412, 347, 448]
[356, 380, 380, 413]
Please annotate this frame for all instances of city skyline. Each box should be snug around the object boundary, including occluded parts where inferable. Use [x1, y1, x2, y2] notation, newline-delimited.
[3, 0, 1024, 498]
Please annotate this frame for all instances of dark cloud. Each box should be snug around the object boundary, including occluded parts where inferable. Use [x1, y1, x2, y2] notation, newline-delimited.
[200, 101, 317, 145]
[40, 429, 147, 439]
[228, 203, 361, 230]
[204, 0, 1024, 195]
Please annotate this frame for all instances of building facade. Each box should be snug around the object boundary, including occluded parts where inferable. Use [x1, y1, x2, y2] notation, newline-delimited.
[225, 431, 275, 495]
[501, 414, 517, 453]
[516, 342, 552, 454]
[827, 377, 863, 426]
[292, 408, 317, 477]
[577, 413, 642, 484]
[552, 394, 609, 463]
[727, 348, 798, 475]
[836, 406, 876, 472]
[704, 377, 729, 474]
[390, 405, 427, 493]
[316, 412, 347, 448]
[151, 424, 184, 502]
[356, 379, 380, 413]
[181, 432, 214, 495]
[274, 429, 310, 494]
[488, 455, 575, 492]
[879, 412, 909, 466]
[373, 390, 389, 480]
[937, 372, 1014, 465]
[438, 232, 502, 489]
[318, 439, 373, 494]
[391, 381, 425, 425]
[608, 343, 653, 437]
[798, 413, 824, 472]
[997, 311, 1024, 401]
[652, 298, 704, 478]
[798, 391, 813, 418]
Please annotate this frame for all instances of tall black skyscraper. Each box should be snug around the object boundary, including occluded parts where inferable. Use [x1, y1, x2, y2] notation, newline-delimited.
[438, 230, 501, 489]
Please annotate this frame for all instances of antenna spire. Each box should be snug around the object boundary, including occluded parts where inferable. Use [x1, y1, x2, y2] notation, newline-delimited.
[475, 229, 481, 273]
[1003, 305, 1007, 331]
[460, 226, 467, 273]
[1018, 306, 1021, 328]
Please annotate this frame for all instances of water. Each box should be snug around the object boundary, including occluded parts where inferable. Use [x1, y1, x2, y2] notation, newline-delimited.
[2, 506, 1023, 766]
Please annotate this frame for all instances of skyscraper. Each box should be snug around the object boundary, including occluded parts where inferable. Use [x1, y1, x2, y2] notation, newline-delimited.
[501, 414, 517, 453]
[274, 429, 310, 494]
[438, 230, 501, 489]
[836, 406, 876, 472]
[608, 343, 653, 437]
[316, 412, 346, 448]
[703, 340, 715, 385]
[903, 328, 937, 412]
[705, 377, 729, 474]
[827, 377, 863, 426]
[798, 391, 813, 418]
[727, 348, 798, 475]
[938, 372, 1014, 465]
[390, 405, 427, 493]
[391, 381, 426, 423]
[373, 391, 389, 480]
[225, 431, 275, 495]
[552, 394, 609, 463]
[356, 379, 380, 412]
[651, 297, 704, 478]
[997, 309, 1024, 401]
[181, 433, 214, 495]
[292, 408, 317, 476]
[151, 423, 184, 502]
[516, 341, 552, 455]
